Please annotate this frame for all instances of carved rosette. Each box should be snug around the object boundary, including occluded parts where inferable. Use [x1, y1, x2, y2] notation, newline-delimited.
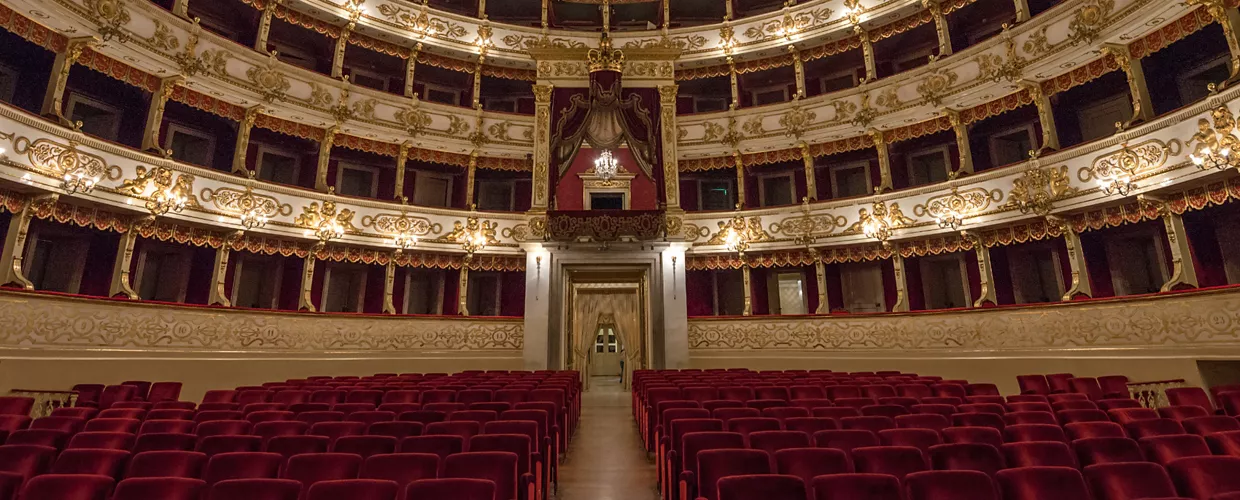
[361, 213, 441, 237]
[247, 52, 292, 103]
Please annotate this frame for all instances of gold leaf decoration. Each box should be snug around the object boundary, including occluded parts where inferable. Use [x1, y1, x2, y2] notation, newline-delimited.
[246, 51, 291, 103]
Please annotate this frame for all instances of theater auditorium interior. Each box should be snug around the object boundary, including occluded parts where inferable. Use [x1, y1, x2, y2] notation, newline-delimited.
[4, 0, 1240, 498]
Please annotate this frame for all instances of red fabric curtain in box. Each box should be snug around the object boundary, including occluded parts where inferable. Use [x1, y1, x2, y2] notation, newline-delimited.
[550, 70, 662, 205]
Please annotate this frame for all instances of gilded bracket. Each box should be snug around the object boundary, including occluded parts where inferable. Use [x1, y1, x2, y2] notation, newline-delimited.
[0, 194, 59, 290]
[110, 215, 155, 300]
[1139, 195, 1200, 292]
[891, 249, 910, 312]
[962, 231, 998, 307]
[208, 231, 244, 307]
[1048, 215, 1092, 300]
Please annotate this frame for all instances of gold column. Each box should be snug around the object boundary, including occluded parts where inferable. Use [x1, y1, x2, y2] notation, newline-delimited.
[891, 251, 910, 312]
[945, 109, 974, 175]
[141, 75, 184, 152]
[394, 141, 411, 198]
[725, 1, 734, 19]
[741, 260, 752, 316]
[1022, 80, 1060, 151]
[1102, 43, 1154, 127]
[41, 37, 94, 123]
[532, 85, 554, 210]
[404, 44, 422, 98]
[1187, 0, 1240, 81]
[332, 14, 359, 79]
[541, 0, 550, 29]
[800, 142, 817, 200]
[662, 0, 671, 30]
[232, 105, 263, 174]
[870, 129, 893, 193]
[208, 232, 242, 307]
[813, 251, 829, 314]
[923, 0, 952, 57]
[659, 85, 682, 209]
[465, 152, 479, 207]
[0, 194, 57, 290]
[111, 216, 153, 300]
[471, 60, 484, 108]
[315, 125, 339, 192]
[299, 243, 321, 312]
[458, 265, 470, 316]
[1013, 0, 1031, 22]
[728, 58, 740, 109]
[1049, 216, 1092, 301]
[857, 27, 877, 83]
[734, 152, 746, 208]
[789, 46, 806, 98]
[1140, 196, 1200, 292]
[964, 232, 998, 307]
[172, 0, 190, 18]
[254, 0, 279, 52]
[383, 259, 398, 314]
[478, 0, 486, 17]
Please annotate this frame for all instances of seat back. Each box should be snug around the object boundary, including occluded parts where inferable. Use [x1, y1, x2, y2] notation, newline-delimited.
[905, 470, 998, 500]
[696, 449, 771, 500]
[773, 448, 848, 487]
[1083, 461, 1178, 500]
[1000, 441, 1075, 468]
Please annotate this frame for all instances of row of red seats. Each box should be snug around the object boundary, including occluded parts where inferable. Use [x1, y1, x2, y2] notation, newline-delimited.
[6, 370, 578, 500]
[0, 447, 520, 500]
[696, 458, 1240, 500]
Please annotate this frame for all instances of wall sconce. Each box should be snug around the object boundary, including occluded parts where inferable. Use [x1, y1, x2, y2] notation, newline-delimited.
[1096, 140, 1141, 197]
[1189, 103, 1240, 171]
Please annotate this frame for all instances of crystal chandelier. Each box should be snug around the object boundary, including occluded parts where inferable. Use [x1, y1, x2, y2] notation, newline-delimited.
[62, 171, 99, 195]
[594, 150, 620, 181]
[1189, 104, 1240, 171]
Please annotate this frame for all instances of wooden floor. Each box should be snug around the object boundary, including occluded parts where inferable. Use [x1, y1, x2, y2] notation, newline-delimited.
[556, 377, 658, 500]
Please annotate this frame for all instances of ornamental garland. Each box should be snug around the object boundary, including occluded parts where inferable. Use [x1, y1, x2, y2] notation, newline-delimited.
[334, 133, 402, 157]
[478, 157, 532, 172]
[76, 49, 162, 93]
[171, 87, 247, 122]
[870, 9, 935, 43]
[0, 189, 523, 270]
[254, 114, 325, 142]
[0, 3, 63, 52]
[1129, 7, 1214, 60]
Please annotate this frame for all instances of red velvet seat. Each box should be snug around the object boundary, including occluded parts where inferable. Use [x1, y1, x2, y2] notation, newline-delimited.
[996, 466, 1091, 500]
[1165, 388, 1215, 414]
[125, 450, 206, 479]
[382, 391, 420, 405]
[1159, 406, 1210, 422]
[811, 473, 902, 500]
[833, 398, 877, 410]
[1126, 418, 1186, 439]
[112, 477, 204, 500]
[878, 429, 941, 453]
[196, 420, 253, 438]
[0, 444, 56, 487]
[748, 431, 811, 468]
[1065, 421, 1127, 440]
[1057, 409, 1110, 425]
[1072, 437, 1144, 466]
[273, 391, 311, 407]
[940, 427, 1002, 448]
[66, 432, 135, 450]
[194, 411, 244, 424]
[443, 452, 519, 500]
[1166, 455, 1240, 499]
[16, 474, 113, 500]
[757, 387, 791, 401]
[1108, 408, 1159, 425]
[773, 448, 848, 488]
[905, 470, 998, 500]
[283, 453, 362, 494]
[6, 430, 69, 449]
[398, 411, 447, 426]
[305, 479, 398, 500]
[1183, 416, 1240, 436]
[1000, 441, 1076, 468]
[264, 436, 328, 460]
[197, 435, 262, 456]
[294, 412, 345, 426]
[1139, 434, 1211, 466]
[346, 391, 386, 406]
[783, 418, 837, 435]
[714, 408, 762, 424]
[727, 418, 781, 445]
[204, 452, 283, 487]
[146, 409, 194, 421]
[49, 409, 96, 420]
[138, 420, 195, 435]
[912, 405, 958, 418]
[1097, 399, 1142, 411]
[1051, 398, 1095, 409]
[132, 433, 196, 453]
[1003, 424, 1067, 443]
[1069, 378, 1105, 401]
[1017, 376, 1051, 396]
[811, 430, 878, 466]
[951, 413, 1004, 430]
[1084, 462, 1180, 500]
[207, 478, 301, 500]
[1006, 402, 1053, 414]
[398, 436, 464, 462]
[928, 443, 1004, 476]
[403, 478, 493, 500]
[0, 400, 32, 418]
[695, 449, 771, 500]
[851, 446, 927, 481]
[898, 385, 934, 399]
[367, 422, 423, 440]
[253, 422, 309, 443]
[763, 407, 811, 421]
[958, 403, 1005, 415]
[360, 453, 439, 496]
[331, 404, 377, 417]
[29, 417, 84, 434]
[332, 436, 397, 459]
[1003, 412, 1058, 427]
[896, 414, 951, 432]
[248, 412, 295, 425]
[1207, 430, 1240, 457]
[50, 448, 130, 479]
[717, 474, 806, 500]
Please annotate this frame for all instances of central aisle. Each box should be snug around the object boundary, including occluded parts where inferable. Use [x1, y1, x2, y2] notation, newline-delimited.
[556, 377, 658, 500]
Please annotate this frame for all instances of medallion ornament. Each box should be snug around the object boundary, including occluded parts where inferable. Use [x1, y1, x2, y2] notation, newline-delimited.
[247, 51, 292, 103]
[1001, 162, 1078, 215]
[295, 194, 357, 241]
